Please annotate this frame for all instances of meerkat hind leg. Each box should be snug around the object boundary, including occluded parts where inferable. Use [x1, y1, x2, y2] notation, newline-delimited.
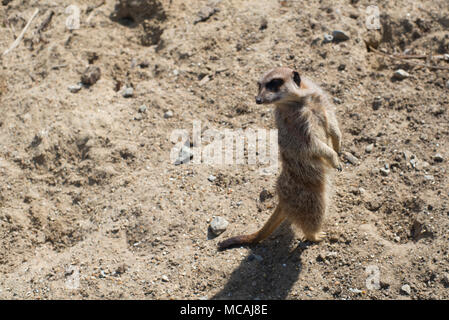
[218, 204, 286, 250]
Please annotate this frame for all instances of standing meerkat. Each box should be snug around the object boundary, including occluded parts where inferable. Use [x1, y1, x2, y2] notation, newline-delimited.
[218, 67, 342, 250]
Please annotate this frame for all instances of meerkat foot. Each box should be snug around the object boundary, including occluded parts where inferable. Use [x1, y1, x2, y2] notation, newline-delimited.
[302, 231, 326, 242]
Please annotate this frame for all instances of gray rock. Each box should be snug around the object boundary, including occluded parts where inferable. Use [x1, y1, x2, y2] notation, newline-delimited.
[433, 153, 444, 163]
[415, 160, 429, 171]
[333, 97, 342, 104]
[68, 83, 82, 93]
[210, 216, 228, 235]
[372, 96, 382, 110]
[365, 144, 374, 153]
[174, 145, 193, 165]
[380, 167, 390, 176]
[400, 284, 411, 295]
[343, 151, 358, 165]
[402, 150, 414, 162]
[161, 275, 169, 282]
[332, 30, 350, 42]
[194, 6, 219, 24]
[393, 69, 410, 80]
[138, 105, 147, 113]
[323, 34, 333, 43]
[423, 175, 434, 181]
[349, 288, 362, 294]
[122, 86, 134, 98]
[81, 66, 101, 86]
[208, 175, 216, 182]
[164, 110, 174, 119]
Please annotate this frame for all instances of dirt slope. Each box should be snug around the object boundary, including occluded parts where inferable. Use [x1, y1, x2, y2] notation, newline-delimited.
[0, 0, 448, 299]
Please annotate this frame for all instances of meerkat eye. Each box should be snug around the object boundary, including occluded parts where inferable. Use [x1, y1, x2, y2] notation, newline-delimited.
[265, 79, 284, 92]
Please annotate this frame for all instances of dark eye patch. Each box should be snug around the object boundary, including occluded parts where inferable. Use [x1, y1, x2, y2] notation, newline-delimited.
[265, 78, 284, 92]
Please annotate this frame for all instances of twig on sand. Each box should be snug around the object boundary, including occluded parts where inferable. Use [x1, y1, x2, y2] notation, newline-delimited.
[36, 10, 54, 34]
[369, 46, 449, 71]
[3, 8, 40, 56]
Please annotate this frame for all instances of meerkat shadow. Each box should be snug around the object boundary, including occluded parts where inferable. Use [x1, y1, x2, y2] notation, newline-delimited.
[212, 221, 306, 300]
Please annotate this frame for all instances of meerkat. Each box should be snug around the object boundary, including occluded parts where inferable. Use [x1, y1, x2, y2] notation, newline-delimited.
[218, 67, 342, 250]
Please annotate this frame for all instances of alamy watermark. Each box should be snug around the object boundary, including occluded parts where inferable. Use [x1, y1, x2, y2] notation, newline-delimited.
[365, 265, 381, 290]
[65, 265, 80, 290]
[170, 121, 278, 175]
[365, 5, 381, 30]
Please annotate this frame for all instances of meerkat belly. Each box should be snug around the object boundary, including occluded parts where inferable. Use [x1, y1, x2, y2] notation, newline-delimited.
[276, 152, 327, 214]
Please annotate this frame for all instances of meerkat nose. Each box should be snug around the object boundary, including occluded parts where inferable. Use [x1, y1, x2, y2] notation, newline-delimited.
[255, 96, 263, 104]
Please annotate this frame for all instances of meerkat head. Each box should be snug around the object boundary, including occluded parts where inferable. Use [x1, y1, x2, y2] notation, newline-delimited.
[255, 67, 302, 105]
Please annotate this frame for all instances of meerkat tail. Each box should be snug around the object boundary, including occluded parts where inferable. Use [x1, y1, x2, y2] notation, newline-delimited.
[218, 205, 285, 250]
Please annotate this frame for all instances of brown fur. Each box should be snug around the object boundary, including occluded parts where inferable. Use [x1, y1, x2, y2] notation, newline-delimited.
[218, 67, 341, 250]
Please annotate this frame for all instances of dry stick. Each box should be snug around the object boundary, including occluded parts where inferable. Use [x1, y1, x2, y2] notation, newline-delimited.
[3, 8, 40, 56]
[37, 10, 54, 34]
[369, 46, 449, 71]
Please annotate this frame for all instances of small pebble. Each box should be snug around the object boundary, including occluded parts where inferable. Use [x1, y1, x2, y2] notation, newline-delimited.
[68, 83, 82, 93]
[174, 145, 193, 165]
[164, 110, 174, 119]
[81, 66, 101, 86]
[433, 153, 444, 163]
[400, 284, 411, 295]
[122, 87, 133, 98]
[393, 69, 410, 80]
[365, 144, 374, 153]
[138, 105, 147, 113]
[332, 30, 350, 42]
[372, 96, 382, 110]
[423, 175, 434, 181]
[343, 151, 358, 165]
[446, 80, 449, 89]
[349, 288, 362, 294]
[210, 216, 229, 235]
[161, 275, 169, 282]
[333, 97, 342, 104]
[323, 34, 333, 43]
[380, 167, 390, 176]
[208, 175, 216, 182]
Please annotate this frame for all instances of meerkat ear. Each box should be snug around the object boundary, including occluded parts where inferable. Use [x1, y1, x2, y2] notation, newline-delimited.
[292, 71, 301, 87]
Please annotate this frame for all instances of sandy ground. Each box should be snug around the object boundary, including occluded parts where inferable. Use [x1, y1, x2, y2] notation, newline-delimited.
[0, 0, 448, 299]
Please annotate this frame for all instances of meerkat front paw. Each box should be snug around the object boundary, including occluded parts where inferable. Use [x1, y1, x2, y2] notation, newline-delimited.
[332, 154, 341, 171]
[336, 162, 342, 172]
